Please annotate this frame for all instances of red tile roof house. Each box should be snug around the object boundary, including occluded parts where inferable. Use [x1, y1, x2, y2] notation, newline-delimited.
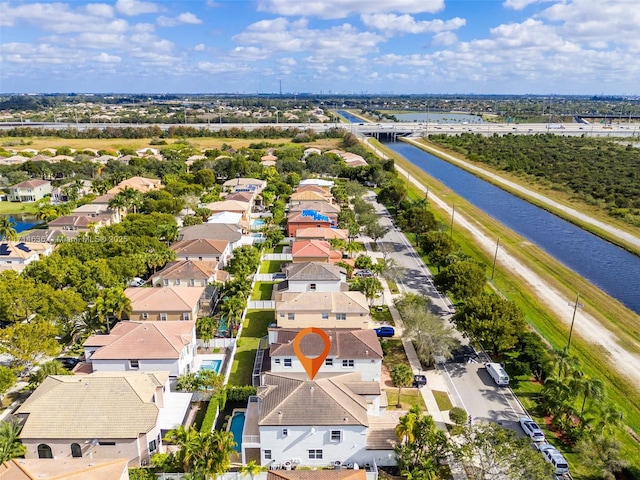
[170, 238, 232, 268]
[286, 211, 333, 237]
[123, 286, 208, 321]
[291, 240, 342, 264]
[82, 321, 196, 378]
[8, 179, 51, 202]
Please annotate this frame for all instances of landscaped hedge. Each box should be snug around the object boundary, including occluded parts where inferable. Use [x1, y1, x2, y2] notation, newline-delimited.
[200, 396, 219, 433]
[226, 385, 257, 402]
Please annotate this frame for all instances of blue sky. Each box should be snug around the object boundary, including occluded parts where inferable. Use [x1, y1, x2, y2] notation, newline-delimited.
[1, 0, 638, 95]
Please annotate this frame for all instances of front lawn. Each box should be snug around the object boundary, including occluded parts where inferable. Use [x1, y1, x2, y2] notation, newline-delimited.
[385, 388, 426, 410]
[432, 390, 453, 411]
[372, 305, 394, 325]
[259, 260, 285, 274]
[381, 339, 409, 368]
[227, 310, 273, 386]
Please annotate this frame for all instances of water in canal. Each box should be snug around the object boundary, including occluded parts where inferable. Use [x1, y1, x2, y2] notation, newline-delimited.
[385, 141, 640, 315]
[0, 214, 42, 234]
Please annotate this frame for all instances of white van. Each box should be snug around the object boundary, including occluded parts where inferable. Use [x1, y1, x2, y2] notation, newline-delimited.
[485, 362, 509, 386]
[538, 444, 569, 474]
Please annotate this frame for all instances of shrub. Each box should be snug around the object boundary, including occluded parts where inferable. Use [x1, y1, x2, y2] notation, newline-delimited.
[200, 396, 219, 433]
[449, 407, 468, 425]
[226, 385, 257, 402]
[128, 468, 156, 480]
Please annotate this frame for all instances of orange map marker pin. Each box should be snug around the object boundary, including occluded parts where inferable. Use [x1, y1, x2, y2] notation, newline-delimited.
[293, 327, 331, 380]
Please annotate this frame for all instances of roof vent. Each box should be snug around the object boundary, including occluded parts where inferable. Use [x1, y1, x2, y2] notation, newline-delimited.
[344, 417, 348, 422]
[278, 411, 283, 415]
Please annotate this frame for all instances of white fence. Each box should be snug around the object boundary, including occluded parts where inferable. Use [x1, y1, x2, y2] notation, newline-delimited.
[197, 338, 236, 349]
[248, 300, 275, 310]
[262, 253, 292, 261]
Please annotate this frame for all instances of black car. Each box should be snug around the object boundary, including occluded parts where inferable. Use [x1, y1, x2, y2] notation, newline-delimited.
[413, 375, 427, 388]
[55, 357, 80, 370]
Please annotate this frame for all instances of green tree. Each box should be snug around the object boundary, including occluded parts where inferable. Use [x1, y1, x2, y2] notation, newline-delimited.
[0, 419, 27, 463]
[0, 216, 18, 241]
[390, 364, 414, 408]
[227, 245, 261, 278]
[239, 460, 265, 480]
[0, 366, 17, 400]
[433, 260, 486, 300]
[576, 435, 628, 480]
[451, 422, 554, 480]
[453, 294, 527, 356]
[0, 320, 61, 368]
[164, 426, 236, 476]
[420, 231, 458, 271]
[28, 360, 72, 390]
[350, 276, 383, 306]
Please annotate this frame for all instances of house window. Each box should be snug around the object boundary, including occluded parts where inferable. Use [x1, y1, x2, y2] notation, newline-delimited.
[279, 313, 285, 318]
[142, 313, 148, 320]
[325, 358, 333, 366]
[330, 430, 342, 442]
[342, 359, 354, 368]
[274, 359, 281, 364]
[321, 312, 329, 320]
[182, 313, 190, 321]
[175, 279, 181, 286]
[308, 449, 323, 460]
[310, 283, 316, 291]
[189, 279, 195, 286]
[336, 313, 346, 321]
[282, 428, 288, 437]
[264, 450, 272, 460]
[99, 441, 116, 446]
[163, 279, 169, 286]
[70, 443, 82, 458]
[287, 313, 295, 321]
[130, 360, 140, 369]
[283, 358, 292, 368]
[37, 444, 53, 459]
[149, 439, 157, 452]
[160, 313, 167, 321]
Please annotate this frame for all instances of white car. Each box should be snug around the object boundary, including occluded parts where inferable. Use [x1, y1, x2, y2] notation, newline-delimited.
[129, 277, 146, 287]
[519, 417, 545, 442]
[536, 444, 569, 474]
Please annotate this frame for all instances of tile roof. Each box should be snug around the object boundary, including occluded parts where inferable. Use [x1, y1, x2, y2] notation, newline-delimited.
[222, 177, 266, 188]
[17, 372, 167, 439]
[47, 215, 97, 228]
[20, 229, 80, 243]
[275, 291, 369, 314]
[205, 200, 251, 212]
[107, 176, 161, 194]
[154, 260, 219, 280]
[179, 223, 242, 242]
[0, 242, 50, 260]
[287, 211, 331, 224]
[170, 238, 229, 256]
[86, 321, 195, 360]
[125, 286, 205, 311]
[268, 471, 366, 480]
[9, 179, 50, 189]
[291, 240, 331, 258]
[269, 328, 382, 359]
[295, 228, 348, 240]
[295, 185, 331, 195]
[284, 262, 342, 281]
[225, 192, 254, 203]
[290, 191, 332, 203]
[257, 372, 372, 427]
[289, 201, 340, 214]
[0, 458, 129, 480]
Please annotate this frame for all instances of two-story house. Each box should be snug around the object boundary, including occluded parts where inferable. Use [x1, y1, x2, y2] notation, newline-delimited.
[0, 241, 53, 273]
[8, 179, 51, 202]
[179, 223, 242, 249]
[275, 291, 371, 329]
[241, 372, 396, 468]
[291, 240, 342, 264]
[82, 321, 197, 378]
[267, 328, 382, 382]
[170, 239, 232, 268]
[151, 260, 228, 287]
[107, 176, 161, 195]
[16, 371, 192, 467]
[222, 177, 266, 195]
[124, 286, 207, 321]
[274, 262, 346, 296]
[295, 227, 348, 241]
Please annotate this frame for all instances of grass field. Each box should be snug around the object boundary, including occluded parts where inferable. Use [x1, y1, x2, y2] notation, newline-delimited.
[227, 310, 273, 386]
[385, 388, 426, 410]
[259, 260, 285, 274]
[366, 138, 640, 475]
[251, 282, 274, 301]
[0, 202, 38, 214]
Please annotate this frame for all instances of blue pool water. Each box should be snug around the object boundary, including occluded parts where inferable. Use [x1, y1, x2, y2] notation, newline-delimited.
[199, 359, 222, 374]
[251, 219, 265, 226]
[229, 411, 245, 452]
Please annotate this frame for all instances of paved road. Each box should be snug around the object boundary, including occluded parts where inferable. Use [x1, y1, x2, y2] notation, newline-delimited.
[366, 193, 528, 429]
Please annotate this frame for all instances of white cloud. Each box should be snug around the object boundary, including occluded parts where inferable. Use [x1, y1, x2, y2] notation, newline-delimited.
[194, 43, 206, 52]
[197, 61, 251, 74]
[361, 14, 465, 34]
[84, 3, 114, 17]
[433, 31, 458, 46]
[95, 52, 121, 63]
[116, 0, 159, 16]
[229, 46, 266, 61]
[502, 0, 550, 10]
[158, 12, 202, 27]
[258, 0, 444, 19]
[278, 57, 297, 66]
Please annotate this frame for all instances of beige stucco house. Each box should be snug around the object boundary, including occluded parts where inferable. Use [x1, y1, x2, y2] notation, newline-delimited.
[275, 291, 371, 329]
[8, 179, 51, 202]
[124, 286, 207, 321]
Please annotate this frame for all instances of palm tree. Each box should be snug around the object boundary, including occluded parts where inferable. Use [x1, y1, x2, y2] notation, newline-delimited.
[240, 460, 265, 480]
[156, 222, 180, 245]
[0, 217, 18, 241]
[344, 239, 364, 259]
[390, 364, 414, 408]
[598, 403, 624, 436]
[91, 179, 112, 195]
[0, 419, 27, 462]
[577, 376, 605, 416]
[553, 349, 580, 380]
[102, 287, 132, 325]
[108, 194, 128, 222]
[120, 187, 144, 214]
[395, 407, 419, 444]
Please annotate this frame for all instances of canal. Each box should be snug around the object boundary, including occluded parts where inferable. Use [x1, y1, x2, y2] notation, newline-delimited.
[384, 141, 640, 314]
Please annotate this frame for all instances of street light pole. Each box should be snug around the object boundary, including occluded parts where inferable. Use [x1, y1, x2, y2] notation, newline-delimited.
[566, 293, 583, 352]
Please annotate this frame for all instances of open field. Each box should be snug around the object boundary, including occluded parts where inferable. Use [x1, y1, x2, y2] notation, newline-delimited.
[367, 138, 640, 473]
[0, 136, 343, 152]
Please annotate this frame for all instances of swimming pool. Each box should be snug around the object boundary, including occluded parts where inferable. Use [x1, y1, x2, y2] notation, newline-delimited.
[228, 410, 245, 452]
[199, 359, 222, 374]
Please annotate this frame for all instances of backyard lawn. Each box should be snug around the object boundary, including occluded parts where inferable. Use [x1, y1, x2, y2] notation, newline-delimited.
[227, 310, 274, 386]
[251, 282, 274, 301]
[259, 260, 286, 274]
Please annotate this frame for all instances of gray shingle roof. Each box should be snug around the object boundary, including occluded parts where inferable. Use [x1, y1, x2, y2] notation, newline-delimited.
[284, 262, 342, 281]
[269, 328, 382, 359]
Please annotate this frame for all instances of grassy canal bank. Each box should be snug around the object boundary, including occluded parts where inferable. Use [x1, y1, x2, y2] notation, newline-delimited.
[366, 138, 640, 476]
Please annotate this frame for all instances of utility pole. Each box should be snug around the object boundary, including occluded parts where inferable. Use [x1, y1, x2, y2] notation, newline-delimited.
[566, 293, 584, 352]
[491, 237, 500, 281]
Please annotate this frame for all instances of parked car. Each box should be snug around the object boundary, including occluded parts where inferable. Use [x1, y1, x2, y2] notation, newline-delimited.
[129, 277, 146, 287]
[355, 269, 374, 278]
[413, 375, 427, 388]
[272, 273, 287, 280]
[374, 326, 395, 337]
[519, 417, 545, 442]
[55, 357, 80, 370]
[536, 444, 569, 474]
